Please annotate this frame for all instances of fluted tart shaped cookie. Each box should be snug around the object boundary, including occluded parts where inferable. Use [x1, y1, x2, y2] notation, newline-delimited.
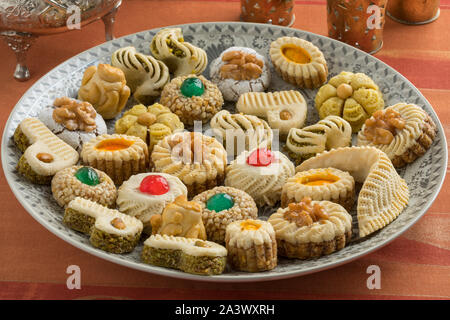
[81, 134, 149, 186]
[268, 197, 352, 259]
[357, 103, 437, 168]
[270, 36, 328, 89]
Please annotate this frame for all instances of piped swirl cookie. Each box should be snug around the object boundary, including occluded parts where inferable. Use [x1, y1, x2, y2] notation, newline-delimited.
[14, 118, 79, 184]
[297, 146, 409, 238]
[268, 198, 352, 259]
[282, 168, 355, 211]
[270, 36, 328, 89]
[150, 28, 207, 77]
[357, 103, 437, 168]
[111, 46, 170, 105]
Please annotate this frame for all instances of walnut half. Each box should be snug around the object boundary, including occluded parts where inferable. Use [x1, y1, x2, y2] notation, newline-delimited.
[219, 50, 264, 81]
[52, 97, 97, 132]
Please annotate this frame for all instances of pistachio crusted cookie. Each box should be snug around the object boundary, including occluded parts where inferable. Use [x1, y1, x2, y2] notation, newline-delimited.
[64, 197, 143, 254]
[193, 186, 258, 243]
[142, 234, 227, 276]
[51, 166, 117, 208]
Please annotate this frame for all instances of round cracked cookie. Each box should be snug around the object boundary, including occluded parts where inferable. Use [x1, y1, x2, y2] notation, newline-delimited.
[193, 186, 258, 243]
[38, 97, 107, 153]
[51, 165, 117, 208]
[209, 46, 271, 102]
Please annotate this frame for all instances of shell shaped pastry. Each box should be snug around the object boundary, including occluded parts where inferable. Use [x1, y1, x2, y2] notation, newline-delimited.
[296, 146, 409, 238]
[210, 110, 273, 155]
[357, 103, 437, 168]
[111, 46, 170, 105]
[236, 90, 307, 137]
[78, 64, 131, 120]
[315, 71, 384, 132]
[150, 28, 207, 76]
[270, 36, 328, 89]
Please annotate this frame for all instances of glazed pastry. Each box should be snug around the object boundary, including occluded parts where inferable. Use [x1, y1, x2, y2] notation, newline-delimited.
[210, 110, 273, 155]
[270, 36, 328, 89]
[117, 173, 187, 234]
[281, 168, 355, 211]
[111, 46, 170, 105]
[64, 197, 143, 254]
[151, 132, 227, 196]
[268, 197, 352, 259]
[13, 118, 79, 184]
[286, 115, 352, 164]
[77, 64, 131, 119]
[297, 146, 409, 237]
[51, 166, 117, 208]
[142, 234, 227, 275]
[150, 28, 207, 76]
[236, 90, 307, 137]
[357, 103, 437, 168]
[160, 75, 223, 125]
[38, 97, 107, 153]
[114, 103, 184, 152]
[225, 219, 277, 272]
[81, 134, 149, 186]
[150, 195, 206, 240]
[193, 186, 258, 243]
[225, 148, 295, 206]
[209, 47, 271, 102]
[315, 71, 384, 132]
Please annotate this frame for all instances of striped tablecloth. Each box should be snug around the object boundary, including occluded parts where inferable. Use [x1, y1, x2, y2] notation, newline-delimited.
[0, 0, 449, 300]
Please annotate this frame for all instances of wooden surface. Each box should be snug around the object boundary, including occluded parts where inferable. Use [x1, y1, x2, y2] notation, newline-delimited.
[0, 0, 449, 300]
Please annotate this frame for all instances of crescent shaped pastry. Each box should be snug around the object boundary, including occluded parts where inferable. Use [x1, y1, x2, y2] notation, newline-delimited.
[270, 36, 328, 89]
[357, 103, 437, 168]
[150, 28, 207, 76]
[111, 46, 170, 105]
[210, 110, 273, 155]
[296, 146, 409, 238]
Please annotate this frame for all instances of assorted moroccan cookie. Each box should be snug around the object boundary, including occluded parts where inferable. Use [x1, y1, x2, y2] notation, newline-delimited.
[64, 197, 143, 254]
[193, 186, 258, 243]
[297, 146, 409, 237]
[111, 46, 170, 105]
[81, 133, 149, 185]
[114, 103, 184, 152]
[268, 197, 352, 259]
[117, 173, 187, 234]
[150, 28, 207, 76]
[270, 36, 328, 89]
[38, 97, 107, 153]
[225, 148, 295, 206]
[142, 234, 227, 275]
[357, 103, 437, 168]
[225, 219, 277, 272]
[209, 46, 270, 101]
[14, 118, 79, 184]
[151, 132, 227, 195]
[281, 168, 355, 211]
[315, 71, 384, 132]
[286, 115, 352, 164]
[210, 110, 273, 155]
[160, 75, 223, 125]
[51, 166, 117, 208]
[150, 195, 207, 239]
[77, 64, 131, 120]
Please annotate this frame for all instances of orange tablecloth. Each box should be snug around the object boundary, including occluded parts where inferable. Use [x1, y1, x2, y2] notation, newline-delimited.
[0, 0, 449, 300]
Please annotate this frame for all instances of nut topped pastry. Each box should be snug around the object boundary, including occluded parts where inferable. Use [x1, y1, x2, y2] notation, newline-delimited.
[268, 197, 352, 259]
[160, 75, 223, 125]
[315, 71, 384, 132]
[357, 103, 437, 168]
[38, 97, 107, 153]
[270, 36, 328, 89]
[209, 47, 270, 101]
[78, 64, 131, 120]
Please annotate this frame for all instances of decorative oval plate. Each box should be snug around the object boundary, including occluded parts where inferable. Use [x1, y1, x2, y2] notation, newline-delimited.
[2, 22, 447, 282]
